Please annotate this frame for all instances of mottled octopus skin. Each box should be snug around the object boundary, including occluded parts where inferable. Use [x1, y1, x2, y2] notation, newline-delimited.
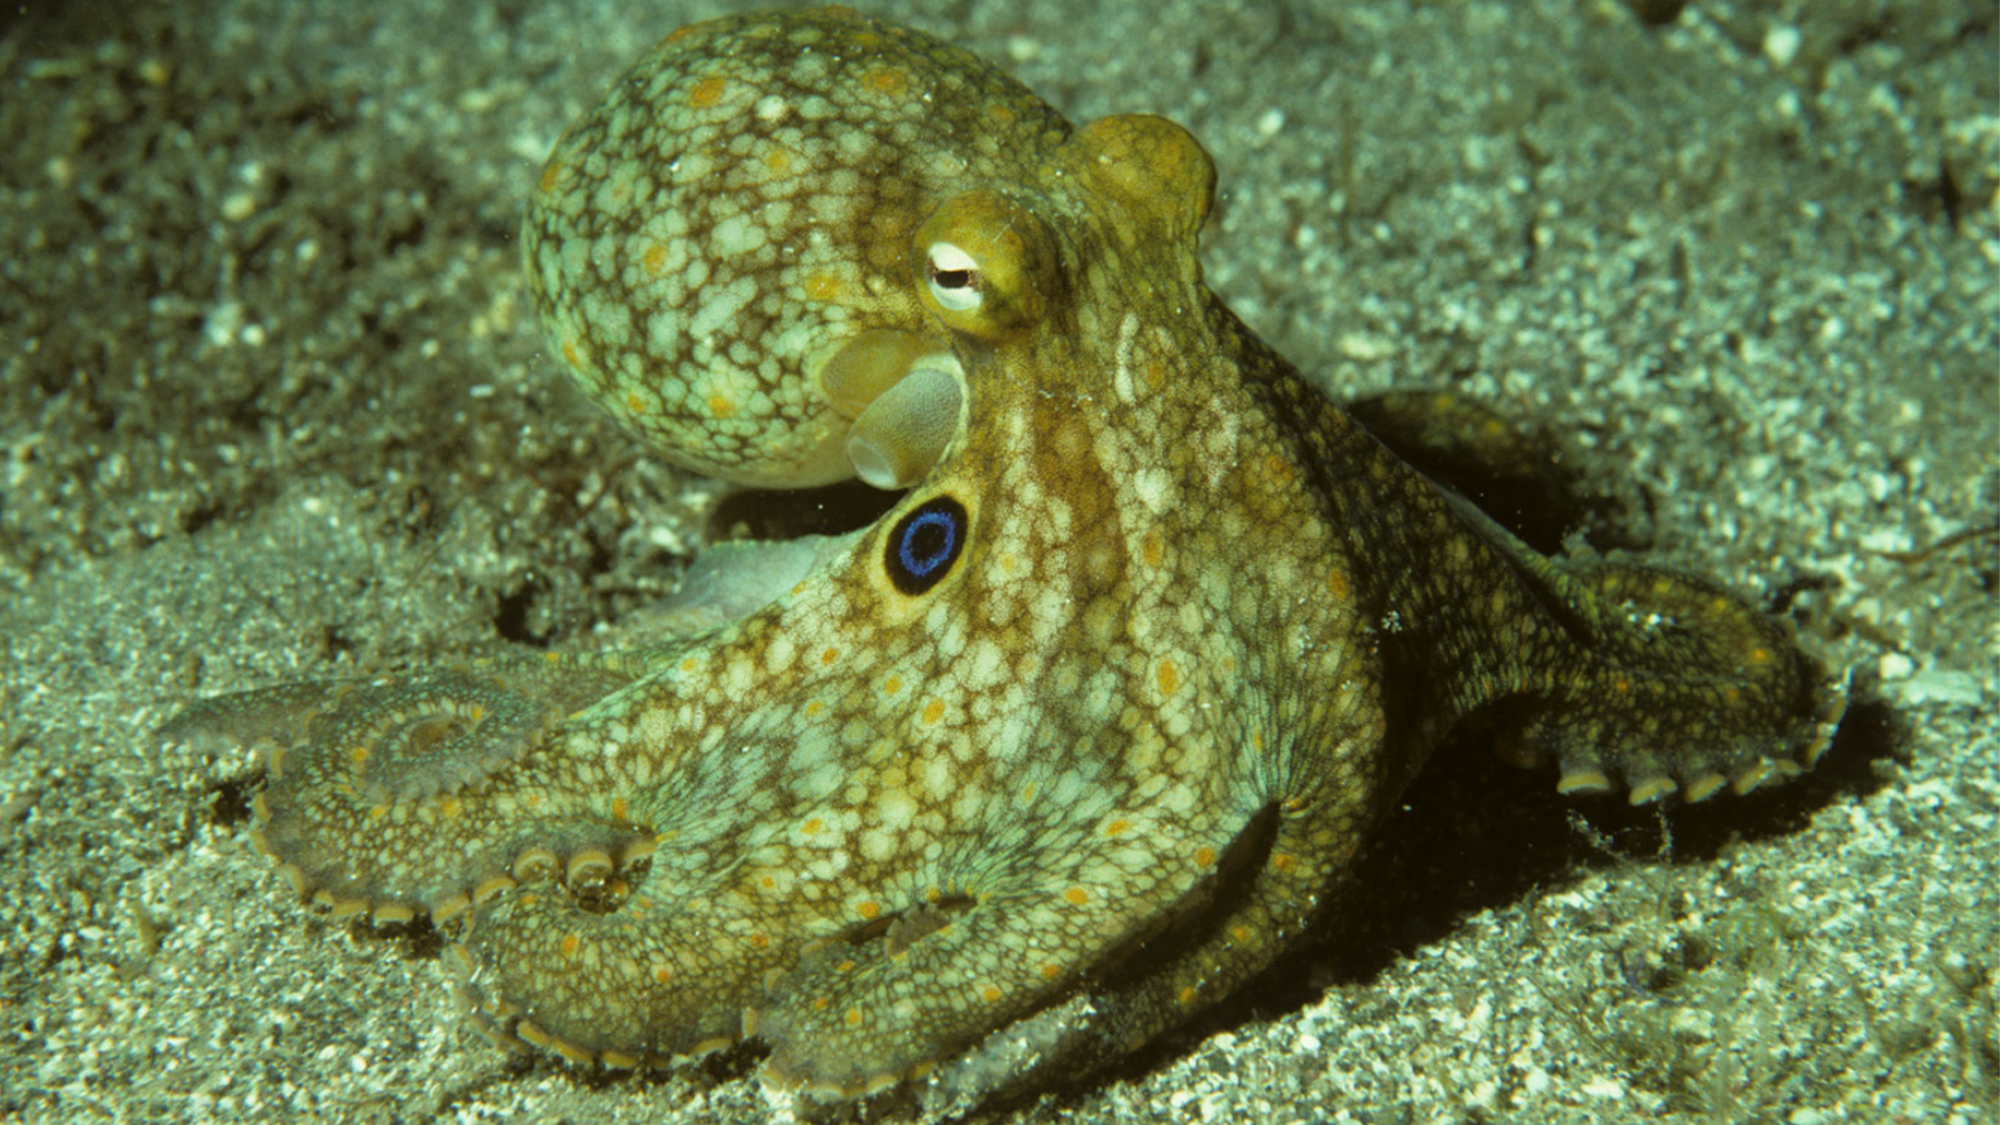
[163, 6, 1844, 1102]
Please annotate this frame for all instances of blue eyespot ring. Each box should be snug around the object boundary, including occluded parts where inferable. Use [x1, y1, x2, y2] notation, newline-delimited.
[885, 496, 968, 595]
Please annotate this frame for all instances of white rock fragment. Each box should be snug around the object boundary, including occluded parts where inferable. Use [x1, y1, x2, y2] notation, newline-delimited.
[1763, 25, 1802, 67]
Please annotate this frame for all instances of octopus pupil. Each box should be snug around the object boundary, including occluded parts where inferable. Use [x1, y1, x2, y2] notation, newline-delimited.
[886, 497, 968, 595]
[931, 267, 975, 290]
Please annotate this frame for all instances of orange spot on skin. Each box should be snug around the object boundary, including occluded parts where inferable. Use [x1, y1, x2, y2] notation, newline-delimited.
[1230, 925, 1252, 943]
[805, 700, 826, 717]
[1325, 567, 1350, 599]
[1272, 853, 1296, 873]
[439, 796, 462, 819]
[761, 147, 792, 175]
[987, 103, 1016, 126]
[1749, 647, 1772, 665]
[862, 66, 909, 96]
[624, 392, 647, 416]
[680, 656, 699, 673]
[642, 243, 669, 275]
[1194, 846, 1218, 867]
[1156, 658, 1180, 695]
[857, 901, 880, 920]
[706, 392, 737, 419]
[802, 818, 823, 836]
[688, 75, 727, 109]
[1265, 452, 1296, 485]
[844, 1007, 863, 1027]
[653, 966, 673, 984]
[804, 273, 843, 302]
[921, 699, 945, 724]
[882, 675, 903, 695]
[1041, 963, 1062, 980]
[1064, 887, 1089, 905]
[610, 797, 628, 821]
[1143, 360, 1166, 391]
[538, 158, 564, 195]
[820, 647, 840, 665]
[835, 960, 856, 973]
[749, 933, 770, 949]
[760, 875, 776, 889]
[980, 985, 1003, 1003]
[1142, 531, 1165, 567]
[562, 340, 582, 370]
[1104, 819, 1131, 837]
[813, 996, 830, 1010]
[561, 934, 580, 956]
[1177, 985, 1198, 1006]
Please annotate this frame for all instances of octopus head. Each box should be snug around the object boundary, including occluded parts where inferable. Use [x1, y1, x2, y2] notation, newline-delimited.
[520, 9, 1070, 490]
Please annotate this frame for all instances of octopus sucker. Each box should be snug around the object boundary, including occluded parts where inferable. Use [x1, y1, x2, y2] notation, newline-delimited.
[1683, 772, 1730, 802]
[160, 4, 1849, 1106]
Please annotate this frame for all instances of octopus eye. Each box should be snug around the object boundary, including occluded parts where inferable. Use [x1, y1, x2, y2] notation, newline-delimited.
[913, 190, 1049, 337]
[926, 243, 982, 311]
[884, 495, 968, 595]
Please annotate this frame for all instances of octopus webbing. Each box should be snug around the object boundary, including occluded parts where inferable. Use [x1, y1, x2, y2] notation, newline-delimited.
[163, 5, 1846, 1103]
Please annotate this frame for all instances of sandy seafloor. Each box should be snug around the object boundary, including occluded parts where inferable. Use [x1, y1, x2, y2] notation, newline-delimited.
[2, 0, 1996, 1122]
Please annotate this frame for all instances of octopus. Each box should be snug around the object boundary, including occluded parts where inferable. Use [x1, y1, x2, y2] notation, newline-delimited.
[163, 5, 1845, 1105]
